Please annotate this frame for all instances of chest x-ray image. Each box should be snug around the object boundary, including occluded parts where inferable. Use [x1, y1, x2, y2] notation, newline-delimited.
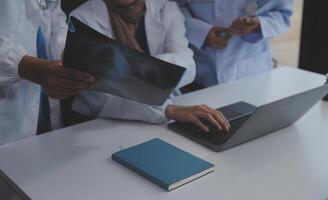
[63, 17, 185, 106]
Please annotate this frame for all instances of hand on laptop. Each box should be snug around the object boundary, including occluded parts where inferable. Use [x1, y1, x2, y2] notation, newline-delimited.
[165, 105, 230, 132]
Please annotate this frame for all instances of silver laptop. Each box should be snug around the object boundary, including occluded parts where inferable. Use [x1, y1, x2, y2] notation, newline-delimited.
[168, 84, 328, 152]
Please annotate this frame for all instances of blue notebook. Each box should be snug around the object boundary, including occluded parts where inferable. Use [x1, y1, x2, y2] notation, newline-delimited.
[112, 138, 215, 191]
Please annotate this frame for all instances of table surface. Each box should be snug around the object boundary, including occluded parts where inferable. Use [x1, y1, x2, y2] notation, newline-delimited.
[0, 67, 327, 200]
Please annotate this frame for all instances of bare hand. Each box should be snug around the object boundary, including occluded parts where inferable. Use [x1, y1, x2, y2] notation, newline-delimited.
[206, 26, 232, 49]
[165, 105, 230, 132]
[227, 16, 260, 36]
[19, 56, 98, 99]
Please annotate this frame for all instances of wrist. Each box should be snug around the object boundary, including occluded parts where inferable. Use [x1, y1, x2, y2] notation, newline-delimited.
[18, 55, 48, 84]
[165, 105, 177, 119]
[252, 17, 261, 33]
[205, 26, 215, 47]
[252, 23, 261, 33]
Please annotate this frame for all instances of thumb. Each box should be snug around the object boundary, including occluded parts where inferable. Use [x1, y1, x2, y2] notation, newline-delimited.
[246, 17, 256, 25]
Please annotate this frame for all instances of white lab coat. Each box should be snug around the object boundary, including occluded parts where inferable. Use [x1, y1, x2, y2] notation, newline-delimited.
[0, 0, 67, 144]
[174, 0, 293, 86]
[70, 0, 196, 124]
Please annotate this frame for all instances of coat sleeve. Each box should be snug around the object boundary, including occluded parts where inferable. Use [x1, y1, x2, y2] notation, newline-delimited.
[72, 91, 171, 124]
[155, 2, 196, 88]
[172, 0, 212, 50]
[242, 0, 294, 43]
[0, 36, 27, 84]
[48, 1, 68, 60]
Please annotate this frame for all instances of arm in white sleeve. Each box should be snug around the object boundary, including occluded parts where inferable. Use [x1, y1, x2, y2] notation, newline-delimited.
[48, 1, 68, 60]
[0, 37, 27, 84]
[72, 91, 171, 124]
[173, 0, 212, 50]
[256, 0, 294, 40]
[156, 2, 196, 88]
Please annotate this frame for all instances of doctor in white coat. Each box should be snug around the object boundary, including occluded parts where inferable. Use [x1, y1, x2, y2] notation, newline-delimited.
[0, 0, 97, 144]
[68, 0, 230, 132]
[174, 0, 294, 88]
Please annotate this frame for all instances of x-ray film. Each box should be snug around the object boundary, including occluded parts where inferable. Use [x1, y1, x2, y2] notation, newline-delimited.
[64, 17, 186, 106]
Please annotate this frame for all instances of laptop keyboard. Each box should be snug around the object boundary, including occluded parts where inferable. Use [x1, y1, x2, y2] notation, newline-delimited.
[168, 102, 257, 148]
[198, 116, 249, 144]
[169, 116, 250, 145]
[218, 107, 243, 120]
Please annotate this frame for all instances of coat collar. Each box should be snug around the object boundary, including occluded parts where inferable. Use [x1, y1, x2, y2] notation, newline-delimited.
[90, 0, 167, 55]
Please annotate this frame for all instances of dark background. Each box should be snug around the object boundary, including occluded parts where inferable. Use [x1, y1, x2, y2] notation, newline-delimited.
[62, 0, 328, 75]
[298, 0, 328, 75]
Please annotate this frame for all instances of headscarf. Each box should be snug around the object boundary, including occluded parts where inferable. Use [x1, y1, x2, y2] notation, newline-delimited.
[103, 0, 146, 52]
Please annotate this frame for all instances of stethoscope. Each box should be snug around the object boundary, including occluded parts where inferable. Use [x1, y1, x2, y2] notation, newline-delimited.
[36, 0, 58, 10]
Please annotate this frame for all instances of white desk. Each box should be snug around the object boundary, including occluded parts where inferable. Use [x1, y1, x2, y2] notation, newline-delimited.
[0, 67, 327, 200]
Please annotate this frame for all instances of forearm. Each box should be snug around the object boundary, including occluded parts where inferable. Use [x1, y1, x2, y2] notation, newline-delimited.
[258, 12, 291, 39]
[186, 19, 213, 49]
[72, 92, 171, 124]
[174, 1, 213, 49]
[18, 55, 48, 85]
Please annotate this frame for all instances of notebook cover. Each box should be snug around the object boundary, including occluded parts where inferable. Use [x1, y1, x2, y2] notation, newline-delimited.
[112, 138, 214, 191]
